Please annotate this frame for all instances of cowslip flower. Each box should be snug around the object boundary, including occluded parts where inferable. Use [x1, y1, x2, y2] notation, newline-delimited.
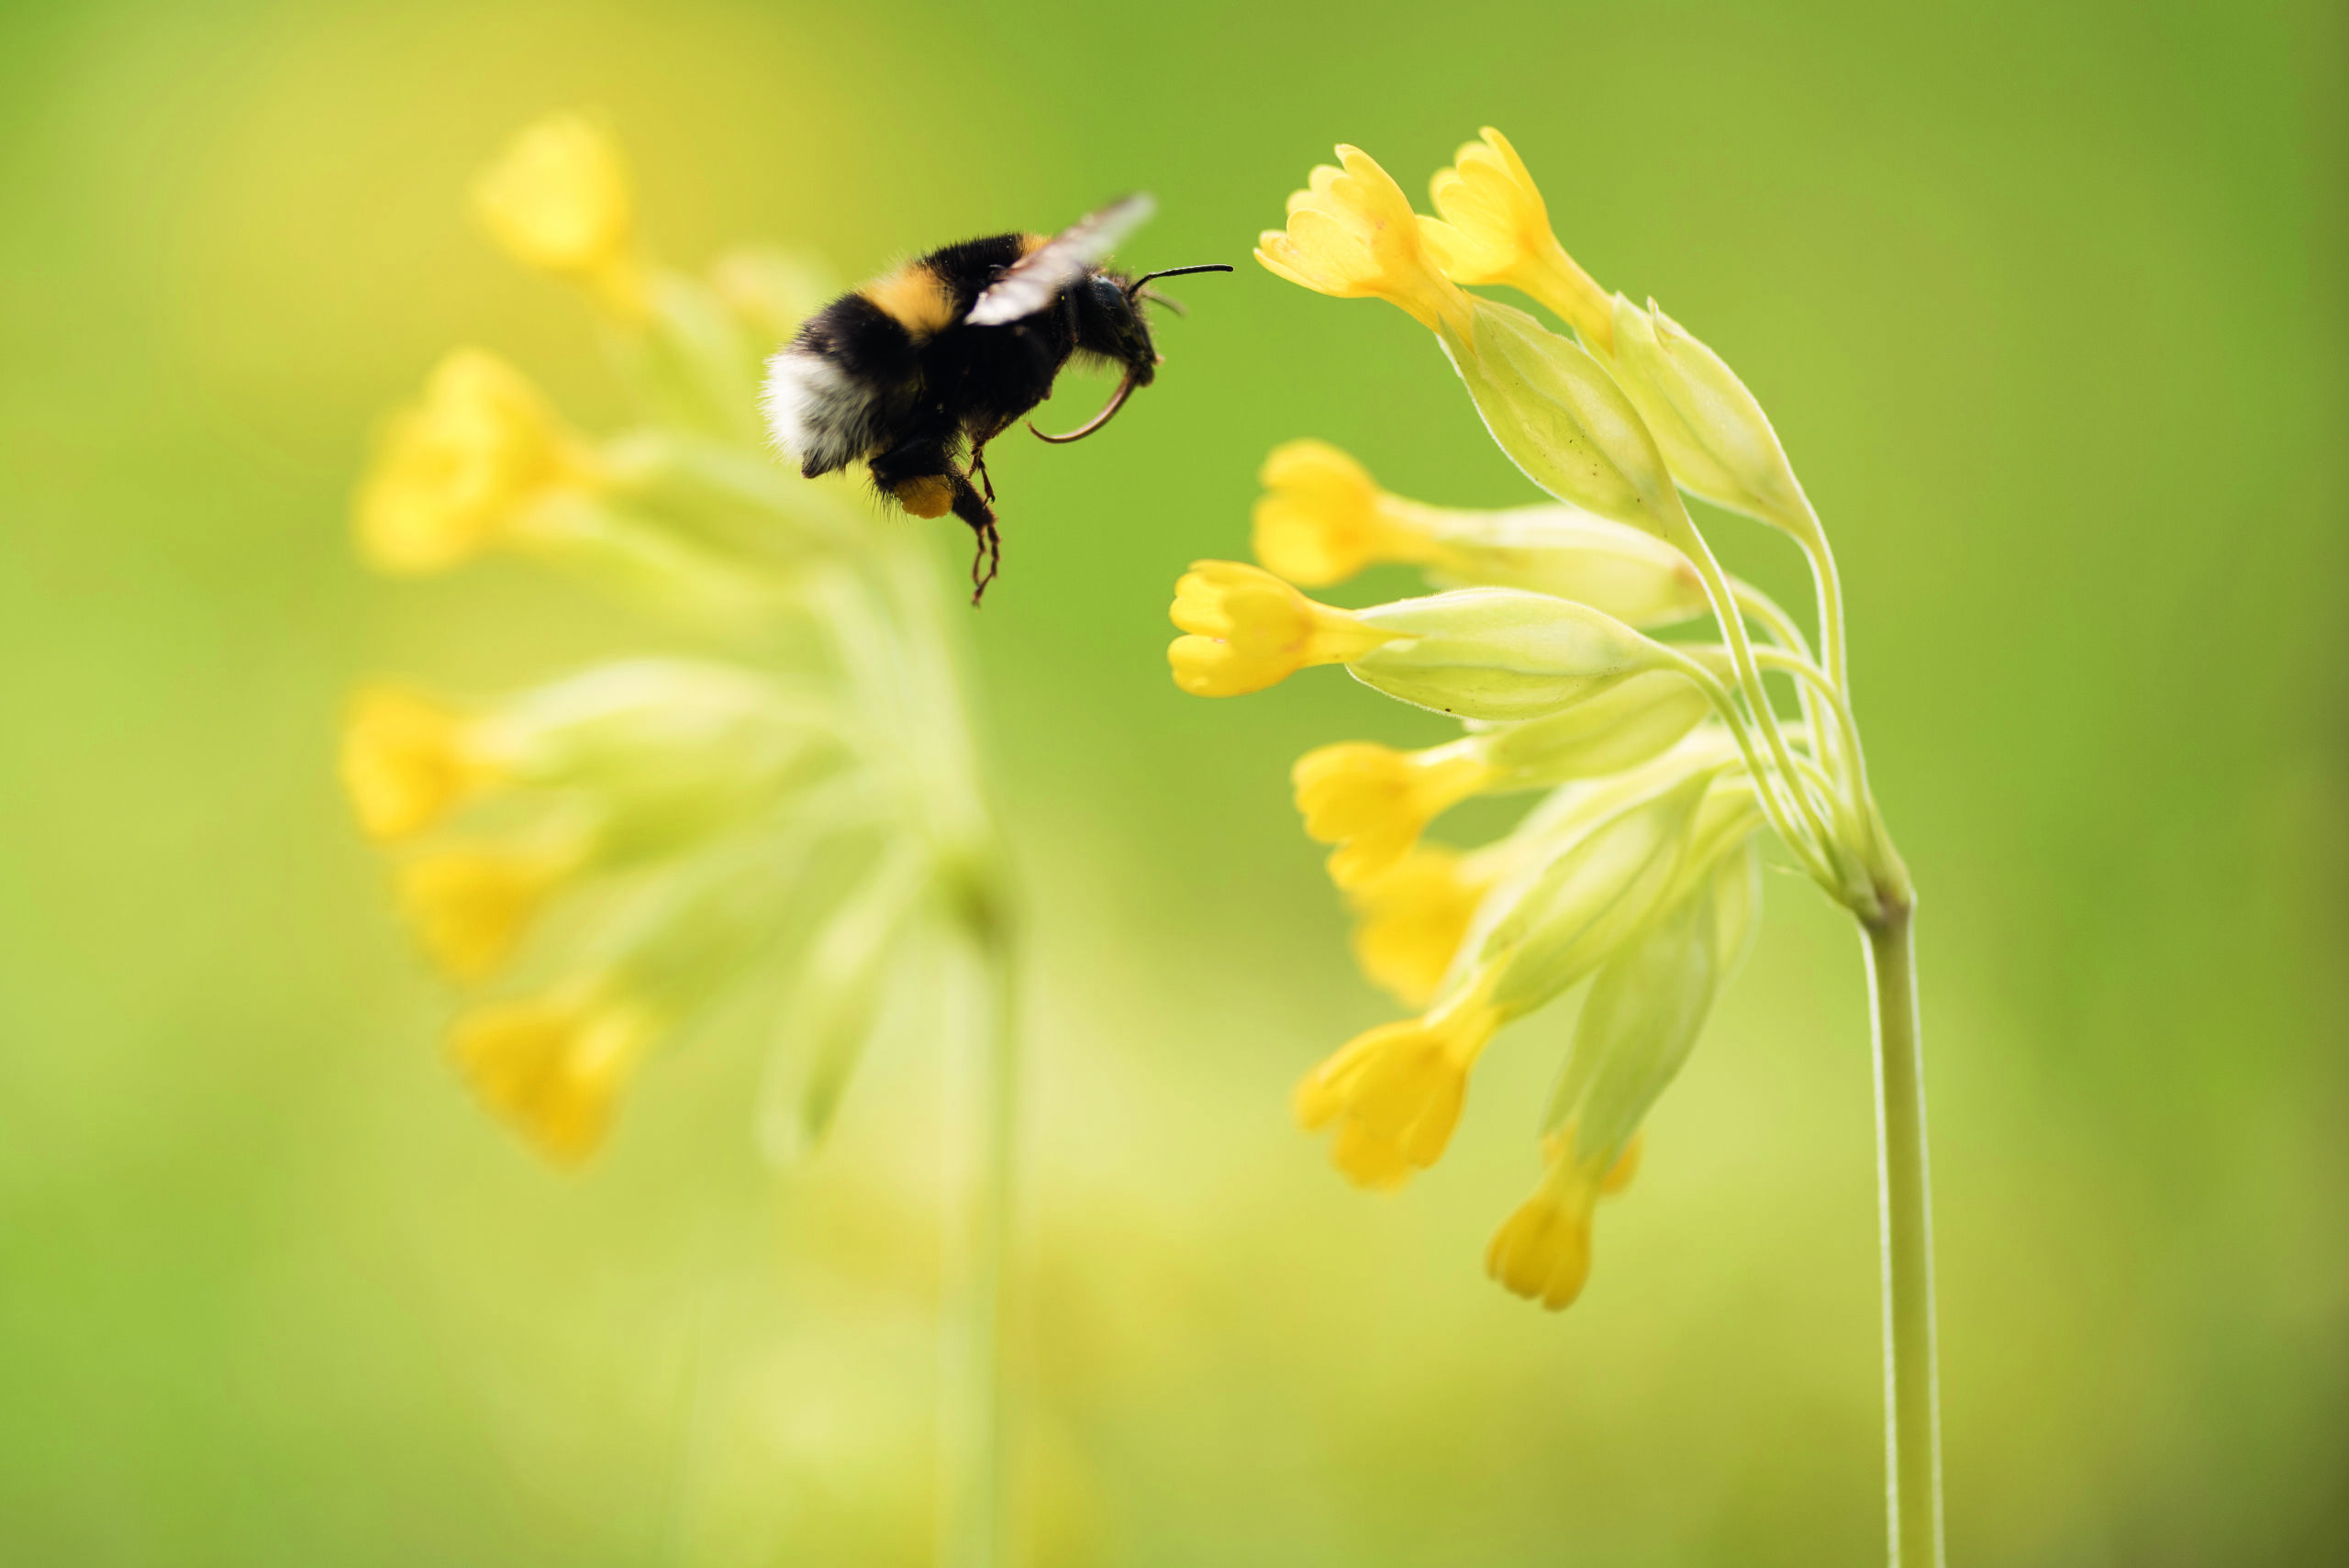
[346, 117, 1010, 1172]
[1219, 128, 1943, 1567]
[1167, 560, 1400, 696]
[471, 113, 646, 316]
[353, 348, 601, 573]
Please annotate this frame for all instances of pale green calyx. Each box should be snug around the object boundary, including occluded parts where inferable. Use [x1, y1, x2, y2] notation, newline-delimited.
[1350, 586, 1682, 721]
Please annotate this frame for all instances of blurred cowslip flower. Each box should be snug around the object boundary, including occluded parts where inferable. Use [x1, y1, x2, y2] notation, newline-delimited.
[352, 113, 1029, 1568]
[353, 349, 600, 573]
[1193, 130, 1919, 1337]
[471, 112, 646, 316]
[344, 115, 1009, 1172]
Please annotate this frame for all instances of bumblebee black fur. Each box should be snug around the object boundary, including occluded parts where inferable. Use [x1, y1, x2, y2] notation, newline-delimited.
[763, 215, 1220, 601]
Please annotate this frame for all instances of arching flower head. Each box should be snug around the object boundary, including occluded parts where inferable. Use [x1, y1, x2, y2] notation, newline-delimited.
[448, 985, 659, 1165]
[1166, 561, 1398, 697]
[354, 350, 596, 573]
[1293, 984, 1504, 1189]
[1419, 128, 1613, 349]
[471, 112, 646, 316]
[1256, 146, 1474, 337]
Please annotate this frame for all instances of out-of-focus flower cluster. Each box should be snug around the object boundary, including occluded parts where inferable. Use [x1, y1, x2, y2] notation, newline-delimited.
[1179, 130, 1907, 1309]
[342, 115, 1002, 1166]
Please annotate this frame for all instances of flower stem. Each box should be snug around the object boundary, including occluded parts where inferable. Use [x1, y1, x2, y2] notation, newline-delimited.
[941, 890, 1018, 1568]
[1863, 905, 1944, 1568]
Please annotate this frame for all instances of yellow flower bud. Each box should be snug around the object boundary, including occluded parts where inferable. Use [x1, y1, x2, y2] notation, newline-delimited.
[395, 842, 578, 982]
[448, 985, 658, 1165]
[1166, 561, 1399, 697]
[1293, 740, 1492, 889]
[470, 113, 646, 316]
[1293, 986, 1503, 1189]
[1251, 440, 1440, 585]
[353, 350, 598, 574]
[1344, 845, 1496, 1009]
[1255, 146, 1475, 338]
[340, 685, 500, 840]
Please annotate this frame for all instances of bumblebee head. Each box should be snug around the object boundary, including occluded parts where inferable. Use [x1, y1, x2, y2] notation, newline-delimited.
[1034, 262, 1233, 447]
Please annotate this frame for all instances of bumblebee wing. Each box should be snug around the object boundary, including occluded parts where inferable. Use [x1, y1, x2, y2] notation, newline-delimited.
[963, 193, 1155, 327]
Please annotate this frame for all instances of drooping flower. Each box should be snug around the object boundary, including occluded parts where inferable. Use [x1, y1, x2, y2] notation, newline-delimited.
[1293, 740, 1490, 889]
[1343, 845, 1496, 1009]
[395, 842, 580, 981]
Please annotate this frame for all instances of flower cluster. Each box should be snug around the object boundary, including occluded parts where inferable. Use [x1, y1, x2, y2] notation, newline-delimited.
[1177, 130, 1908, 1309]
[342, 115, 1004, 1166]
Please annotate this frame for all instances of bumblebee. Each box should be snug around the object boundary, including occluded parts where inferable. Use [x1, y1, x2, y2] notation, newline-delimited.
[760, 195, 1229, 599]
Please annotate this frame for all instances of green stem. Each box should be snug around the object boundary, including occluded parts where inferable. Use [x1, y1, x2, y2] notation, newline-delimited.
[1864, 906, 1943, 1568]
[942, 897, 1019, 1568]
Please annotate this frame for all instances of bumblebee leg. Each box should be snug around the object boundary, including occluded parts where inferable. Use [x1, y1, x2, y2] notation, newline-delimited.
[948, 481, 1002, 603]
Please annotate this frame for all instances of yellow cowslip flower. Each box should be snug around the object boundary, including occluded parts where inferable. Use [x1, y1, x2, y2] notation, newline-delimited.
[395, 842, 581, 982]
[1485, 1127, 1643, 1310]
[354, 349, 600, 574]
[1293, 740, 1492, 889]
[448, 984, 659, 1165]
[1166, 560, 1399, 697]
[1344, 844, 1496, 1008]
[1251, 439, 1442, 585]
[470, 112, 647, 316]
[1419, 128, 1614, 351]
[1256, 146, 1475, 338]
[340, 685, 501, 840]
[1293, 984, 1505, 1190]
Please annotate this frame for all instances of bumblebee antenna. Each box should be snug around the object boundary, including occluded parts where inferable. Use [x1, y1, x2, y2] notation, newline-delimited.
[1029, 368, 1140, 444]
[1125, 262, 1234, 297]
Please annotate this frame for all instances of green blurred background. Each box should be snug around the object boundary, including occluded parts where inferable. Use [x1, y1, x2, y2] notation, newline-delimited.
[3, 0, 2343, 1562]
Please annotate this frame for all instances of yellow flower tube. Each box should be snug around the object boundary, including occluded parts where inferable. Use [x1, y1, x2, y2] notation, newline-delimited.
[1165, 560, 1400, 696]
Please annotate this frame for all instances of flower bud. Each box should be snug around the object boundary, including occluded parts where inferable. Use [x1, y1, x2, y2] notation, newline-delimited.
[1349, 586, 1678, 721]
[1608, 297, 1814, 544]
[1485, 1125, 1642, 1311]
[1250, 440, 1439, 585]
[1440, 296, 1691, 549]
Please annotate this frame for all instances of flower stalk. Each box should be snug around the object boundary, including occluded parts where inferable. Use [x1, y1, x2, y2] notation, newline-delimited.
[1211, 127, 1945, 1563]
[345, 115, 1023, 1568]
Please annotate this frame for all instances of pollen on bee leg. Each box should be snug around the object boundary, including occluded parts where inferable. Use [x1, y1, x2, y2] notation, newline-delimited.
[895, 475, 956, 518]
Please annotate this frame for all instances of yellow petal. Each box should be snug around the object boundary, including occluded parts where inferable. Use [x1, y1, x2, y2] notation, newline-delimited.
[1165, 560, 1397, 697]
[396, 845, 572, 981]
[448, 988, 657, 1165]
[471, 113, 646, 314]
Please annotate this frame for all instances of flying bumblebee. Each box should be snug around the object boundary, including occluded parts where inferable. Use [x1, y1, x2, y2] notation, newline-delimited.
[760, 194, 1229, 600]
